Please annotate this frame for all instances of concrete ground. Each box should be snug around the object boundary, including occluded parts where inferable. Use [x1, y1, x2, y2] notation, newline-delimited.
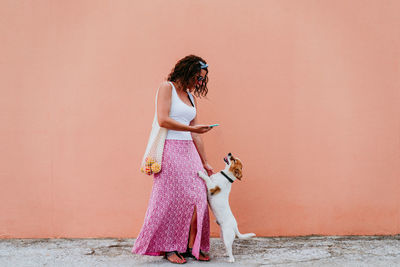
[1, 236, 399, 266]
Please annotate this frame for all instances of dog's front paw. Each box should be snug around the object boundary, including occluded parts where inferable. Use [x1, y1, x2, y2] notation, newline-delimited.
[228, 257, 235, 263]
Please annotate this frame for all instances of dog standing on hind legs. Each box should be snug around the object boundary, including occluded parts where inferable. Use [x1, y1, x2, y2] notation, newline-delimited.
[198, 153, 256, 262]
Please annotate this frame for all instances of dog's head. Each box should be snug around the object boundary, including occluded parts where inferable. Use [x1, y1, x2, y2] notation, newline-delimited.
[223, 153, 243, 181]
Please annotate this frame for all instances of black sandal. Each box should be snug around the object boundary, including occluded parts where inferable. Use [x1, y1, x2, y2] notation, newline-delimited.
[181, 247, 210, 261]
[164, 251, 187, 264]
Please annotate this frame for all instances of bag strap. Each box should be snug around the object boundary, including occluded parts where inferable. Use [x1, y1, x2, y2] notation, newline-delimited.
[187, 91, 195, 107]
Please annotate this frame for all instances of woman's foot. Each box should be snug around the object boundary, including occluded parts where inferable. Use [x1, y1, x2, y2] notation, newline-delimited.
[164, 251, 186, 264]
[182, 247, 210, 261]
[198, 250, 210, 261]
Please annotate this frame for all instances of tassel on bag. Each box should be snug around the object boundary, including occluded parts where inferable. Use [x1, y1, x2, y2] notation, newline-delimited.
[140, 88, 168, 175]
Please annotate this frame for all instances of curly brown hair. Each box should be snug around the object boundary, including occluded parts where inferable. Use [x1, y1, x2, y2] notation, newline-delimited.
[167, 55, 209, 97]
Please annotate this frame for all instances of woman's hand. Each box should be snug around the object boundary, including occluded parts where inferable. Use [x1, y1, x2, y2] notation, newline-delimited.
[203, 162, 214, 176]
[190, 125, 213, 134]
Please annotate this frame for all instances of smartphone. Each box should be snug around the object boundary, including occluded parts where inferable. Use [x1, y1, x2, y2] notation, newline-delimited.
[209, 124, 220, 127]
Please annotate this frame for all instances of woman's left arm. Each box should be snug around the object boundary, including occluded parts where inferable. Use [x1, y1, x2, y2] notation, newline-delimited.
[190, 96, 214, 176]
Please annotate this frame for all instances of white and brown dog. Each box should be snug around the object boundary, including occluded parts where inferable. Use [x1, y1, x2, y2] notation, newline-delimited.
[198, 153, 256, 262]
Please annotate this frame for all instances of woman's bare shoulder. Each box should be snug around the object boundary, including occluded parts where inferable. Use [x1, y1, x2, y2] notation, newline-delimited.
[159, 81, 172, 92]
[157, 81, 172, 99]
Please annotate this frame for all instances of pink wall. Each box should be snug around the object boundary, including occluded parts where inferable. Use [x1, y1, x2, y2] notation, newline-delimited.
[1, 0, 399, 238]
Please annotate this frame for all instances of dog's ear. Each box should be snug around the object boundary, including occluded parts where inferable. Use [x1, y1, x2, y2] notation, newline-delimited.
[230, 158, 243, 180]
[234, 168, 242, 180]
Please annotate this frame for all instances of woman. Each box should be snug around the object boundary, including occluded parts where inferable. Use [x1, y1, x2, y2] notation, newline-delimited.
[132, 55, 215, 264]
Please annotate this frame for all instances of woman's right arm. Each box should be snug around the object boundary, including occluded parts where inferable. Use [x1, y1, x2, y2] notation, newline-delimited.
[157, 82, 211, 134]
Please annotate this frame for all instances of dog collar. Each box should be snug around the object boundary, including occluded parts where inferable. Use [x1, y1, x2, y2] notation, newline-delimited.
[220, 171, 234, 183]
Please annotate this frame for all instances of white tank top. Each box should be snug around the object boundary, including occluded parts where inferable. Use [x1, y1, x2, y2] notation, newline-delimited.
[166, 81, 196, 140]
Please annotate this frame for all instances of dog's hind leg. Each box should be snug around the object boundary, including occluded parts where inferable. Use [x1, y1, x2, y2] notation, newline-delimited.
[221, 227, 235, 262]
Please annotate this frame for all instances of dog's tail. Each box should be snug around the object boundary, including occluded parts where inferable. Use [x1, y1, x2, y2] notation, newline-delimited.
[234, 225, 256, 239]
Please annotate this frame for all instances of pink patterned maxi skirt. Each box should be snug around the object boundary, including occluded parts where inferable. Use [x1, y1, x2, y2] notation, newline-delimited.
[132, 140, 210, 259]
